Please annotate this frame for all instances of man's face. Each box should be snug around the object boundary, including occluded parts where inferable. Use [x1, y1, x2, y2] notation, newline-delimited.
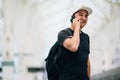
[75, 10, 88, 28]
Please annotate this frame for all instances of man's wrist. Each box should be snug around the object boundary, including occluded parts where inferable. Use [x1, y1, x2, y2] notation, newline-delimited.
[74, 27, 80, 32]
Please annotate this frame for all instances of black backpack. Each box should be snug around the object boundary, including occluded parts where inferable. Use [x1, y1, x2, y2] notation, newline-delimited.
[45, 28, 72, 80]
[45, 41, 62, 80]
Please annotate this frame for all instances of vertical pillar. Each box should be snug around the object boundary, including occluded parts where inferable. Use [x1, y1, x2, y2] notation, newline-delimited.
[2, 0, 14, 80]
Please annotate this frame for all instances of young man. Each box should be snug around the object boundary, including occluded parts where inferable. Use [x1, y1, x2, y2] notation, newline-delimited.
[58, 6, 93, 80]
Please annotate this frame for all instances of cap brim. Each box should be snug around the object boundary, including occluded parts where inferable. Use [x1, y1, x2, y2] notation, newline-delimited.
[76, 6, 93, 15]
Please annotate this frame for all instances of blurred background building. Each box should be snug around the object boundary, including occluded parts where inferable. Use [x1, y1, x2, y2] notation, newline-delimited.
[0, 0, 120, 80]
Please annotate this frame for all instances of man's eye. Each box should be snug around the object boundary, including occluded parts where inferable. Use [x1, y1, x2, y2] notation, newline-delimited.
[79, 13, 83, 16]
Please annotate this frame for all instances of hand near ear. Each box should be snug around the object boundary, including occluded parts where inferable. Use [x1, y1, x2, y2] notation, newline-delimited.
[72, 18, 81, 31]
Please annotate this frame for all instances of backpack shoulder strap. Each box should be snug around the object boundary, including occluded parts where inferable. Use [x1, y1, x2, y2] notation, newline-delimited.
[62, 28, 72, 36]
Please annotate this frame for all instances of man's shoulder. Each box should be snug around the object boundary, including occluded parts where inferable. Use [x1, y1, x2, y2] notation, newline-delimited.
[81, 31, 89, 40]
[82, 31, 89, 36]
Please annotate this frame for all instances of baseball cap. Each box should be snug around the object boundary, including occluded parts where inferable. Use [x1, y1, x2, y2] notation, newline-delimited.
[73, 6, 93, 16]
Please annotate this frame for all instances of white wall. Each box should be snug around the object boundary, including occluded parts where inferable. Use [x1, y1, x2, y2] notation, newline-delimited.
[0, 0, 120, 79]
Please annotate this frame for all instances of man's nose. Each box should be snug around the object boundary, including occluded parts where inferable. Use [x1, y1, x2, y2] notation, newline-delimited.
[82, 16, 86, 20]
